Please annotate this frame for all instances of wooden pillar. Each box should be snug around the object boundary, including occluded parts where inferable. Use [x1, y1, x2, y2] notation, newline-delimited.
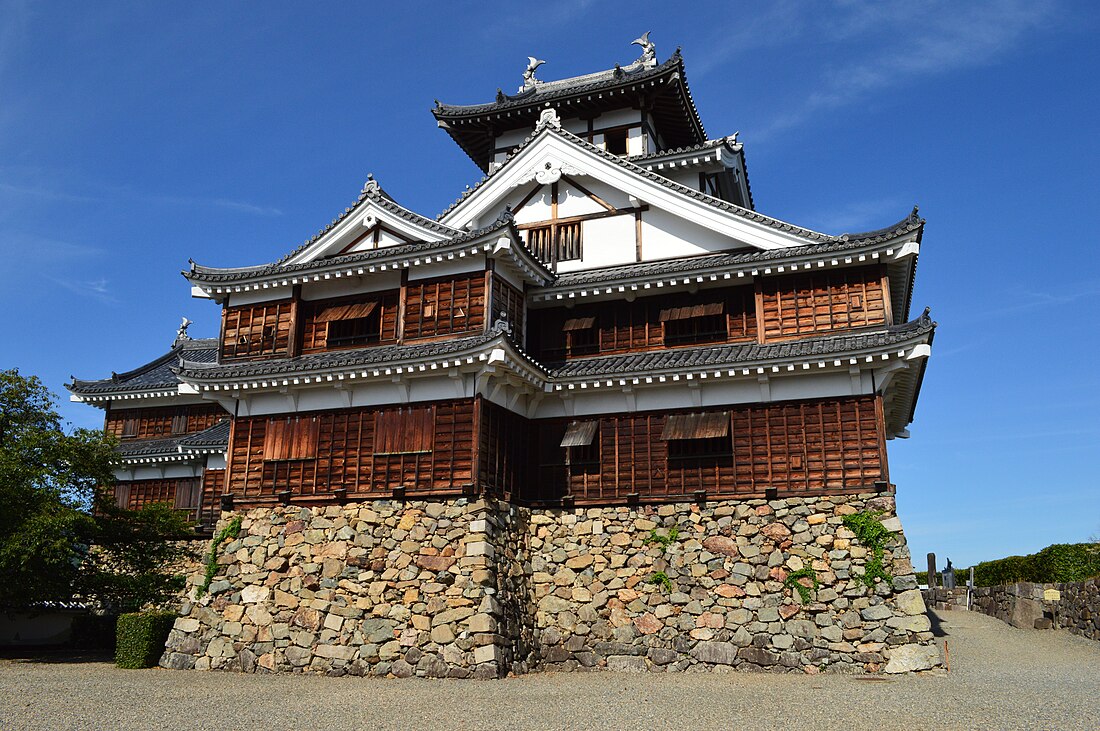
[397, 269, 408, 344]
[287, 284, 302, 358]
[754, 277, 766, 344]
[880, 265, 894, 325]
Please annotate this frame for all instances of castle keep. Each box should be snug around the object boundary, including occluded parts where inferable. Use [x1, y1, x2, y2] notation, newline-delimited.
[69, 38, 940, 676]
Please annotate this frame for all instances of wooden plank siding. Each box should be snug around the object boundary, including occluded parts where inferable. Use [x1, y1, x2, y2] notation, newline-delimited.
[226, 400, 476, 501]
[525, 396, 887, 505]
[528, 286, 757, 361]
[111, 477, 203, 521]
[105, 404, 224, 440]
[490, 274, 526, 338]
[759, 265, 888, 341]
[477, 398, 534, 502]
[403, 271, 486, 340]
[221, 300, 294, 360]
[198, 468, 226, 529]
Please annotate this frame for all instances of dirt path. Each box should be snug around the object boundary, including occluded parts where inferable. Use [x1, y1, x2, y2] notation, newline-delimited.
[2, 610, 1098, 731]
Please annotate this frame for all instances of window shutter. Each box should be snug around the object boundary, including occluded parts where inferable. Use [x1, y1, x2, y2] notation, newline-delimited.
[560, 421, 598, 447]
[661, 412, 730, 440]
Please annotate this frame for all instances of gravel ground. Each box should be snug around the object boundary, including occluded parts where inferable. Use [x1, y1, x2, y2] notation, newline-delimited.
[3, 609, 1099, 731]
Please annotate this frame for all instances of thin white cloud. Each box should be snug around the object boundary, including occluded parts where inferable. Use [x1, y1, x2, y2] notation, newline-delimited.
[737, 0, 1058, 138]
[48, 276, 117, 303]
[951, 280, 1100, 326]
[0, 177, 282, 216]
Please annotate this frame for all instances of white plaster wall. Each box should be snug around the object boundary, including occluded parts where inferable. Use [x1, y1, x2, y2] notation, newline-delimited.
[555, 181, 604, 218]
[122, 464, 204, 481]
[300, 272, 401, 300]
[531, 371, 874, 419]
[206, 453, 228, 470]
[228, 286, 293, 307]
[377, 229, 408, 248]
[408, 256, 485, 282]
[627, 127, 644, 157]
[495, 128, 530, 149]
[593, 109, 643, 129]
[514, 189, 552, 224]
[555, 215, 636, 273]
[640, 206, 749, 261]
[104, 395, 213, 411]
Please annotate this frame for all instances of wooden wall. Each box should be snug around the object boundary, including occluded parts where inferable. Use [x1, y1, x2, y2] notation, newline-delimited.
[300, 291, 399, 353]
[112, 477, 203, 519]
[106, 404, 224, 440]
[221, 300, 293, 359]
[403, 272, 486, 340]
[490, 274, 525, 338]
[199, 468, 225, 529]
[759, 265, 889, 341]
[529, 264, 892, 360]
[526, 396, 887, 505]
[528, 286, 757, 360]
[478, 398, 533, 502]
[226, 400, 476, 501]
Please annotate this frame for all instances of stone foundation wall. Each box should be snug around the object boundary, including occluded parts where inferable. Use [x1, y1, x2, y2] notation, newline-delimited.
[161, 493, 941, 676]
[971, 580, 1100, 639]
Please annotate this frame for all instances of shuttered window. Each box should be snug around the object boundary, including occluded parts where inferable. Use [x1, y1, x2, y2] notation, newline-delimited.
[120, 418, 138, 438]
[114, 483, 131, 509]
[560, 421, 598, 447]
[373, 407, 435, 455]
[661, 412, 730, 440]
[173, 479, 202, 510]
[661, 301, 727, 346]
[263, 418, 320, 461]
[170, 411, 188, 435]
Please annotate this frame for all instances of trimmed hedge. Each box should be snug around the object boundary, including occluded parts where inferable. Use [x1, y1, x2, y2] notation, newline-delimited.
[115, 611, 178, 669]
[931, 544, 1100, 588]
[919, 544, 1100, 588]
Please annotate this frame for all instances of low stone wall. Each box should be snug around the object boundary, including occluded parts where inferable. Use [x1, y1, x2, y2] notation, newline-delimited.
[161, 493, 941, 677]
[971, 580, 1100, 639]
[924, 587, 970, 611]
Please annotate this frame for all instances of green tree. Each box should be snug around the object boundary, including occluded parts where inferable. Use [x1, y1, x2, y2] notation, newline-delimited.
[0, 369, 193, 611]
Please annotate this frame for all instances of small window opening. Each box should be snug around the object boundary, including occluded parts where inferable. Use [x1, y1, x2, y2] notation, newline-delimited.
[604, 128, 628, 156]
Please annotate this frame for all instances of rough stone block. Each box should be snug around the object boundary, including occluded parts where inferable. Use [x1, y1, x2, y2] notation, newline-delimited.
[883, 643, 940, 673]
[692, 641, 738, 665]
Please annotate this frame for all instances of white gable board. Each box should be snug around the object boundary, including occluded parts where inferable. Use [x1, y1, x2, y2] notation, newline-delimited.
[440, 126, 824, 259]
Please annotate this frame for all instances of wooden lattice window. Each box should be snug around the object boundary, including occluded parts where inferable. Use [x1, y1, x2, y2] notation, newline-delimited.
[263, 418, 319, 461]
[170, 411, 188, 436]
[526, 221, 582, 265]
[120, 418, 138, 439]
[373, 407, 435, 455]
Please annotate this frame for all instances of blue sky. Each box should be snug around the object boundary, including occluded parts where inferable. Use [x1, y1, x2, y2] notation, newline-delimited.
[1, 1, 1097, 567]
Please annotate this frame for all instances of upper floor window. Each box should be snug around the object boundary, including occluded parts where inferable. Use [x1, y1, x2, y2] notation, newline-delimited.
[526, 221, 582, 265]
[562, 315, 598, 356]
[604, 128, 628, 156]
[660, 302, 726, 346]
[319, 301, 382, 347]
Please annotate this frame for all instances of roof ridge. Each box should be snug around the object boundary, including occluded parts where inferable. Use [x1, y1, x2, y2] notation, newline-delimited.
[272, 178, 462, 267]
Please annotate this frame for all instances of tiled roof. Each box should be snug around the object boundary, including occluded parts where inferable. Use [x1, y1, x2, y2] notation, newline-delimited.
[627, 137, 729, 162]
[178, 419, 231, 449]
[185, 214, 537, 284]
[436, 120, 838, 243]
[273, 179, 461, 266]
[68, 338, 218, 395]
[115, 420, 229, 461]
[546, 314, 935, 380]
[433, 51, 707, 172]
[117, 436, 190, 458]
[175, 331, 501, 381]
[434, 54, 697, 127]
[541, 212, 923, 291]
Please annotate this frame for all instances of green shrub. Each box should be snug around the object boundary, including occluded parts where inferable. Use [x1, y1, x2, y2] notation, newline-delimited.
[115, 611, 178, 669]
[968, 543, 1100, 587]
